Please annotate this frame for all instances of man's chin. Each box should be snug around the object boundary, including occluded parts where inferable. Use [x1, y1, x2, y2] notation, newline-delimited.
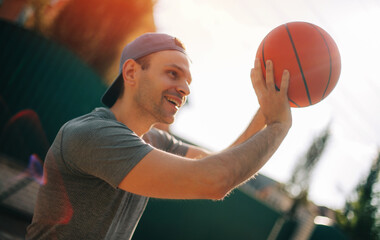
[165, 117, 175, 125]
[156, 115, 175, 126]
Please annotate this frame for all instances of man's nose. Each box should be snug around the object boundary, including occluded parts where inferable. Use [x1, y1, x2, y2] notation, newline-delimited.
[176, 81, 190, 97]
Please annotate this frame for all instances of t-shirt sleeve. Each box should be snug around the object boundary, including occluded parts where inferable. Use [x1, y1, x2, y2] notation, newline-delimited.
[143, 128, 189, 156]
[61, 119, 154, 188]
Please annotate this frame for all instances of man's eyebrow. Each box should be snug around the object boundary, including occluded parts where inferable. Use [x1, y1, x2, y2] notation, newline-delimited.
[166, 64, 192, 84]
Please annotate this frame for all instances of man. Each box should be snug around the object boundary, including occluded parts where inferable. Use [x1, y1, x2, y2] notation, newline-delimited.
[26, 33, 291, 239]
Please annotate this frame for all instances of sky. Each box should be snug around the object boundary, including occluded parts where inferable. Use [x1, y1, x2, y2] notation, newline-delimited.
[153, 0, 380, 210]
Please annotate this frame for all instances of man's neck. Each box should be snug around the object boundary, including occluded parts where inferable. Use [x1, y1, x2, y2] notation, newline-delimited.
[110, 100, 153, 137]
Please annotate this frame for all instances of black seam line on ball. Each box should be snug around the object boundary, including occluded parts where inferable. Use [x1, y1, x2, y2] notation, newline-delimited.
[285, 23, 312, 105]
[308, 23, 332, 100]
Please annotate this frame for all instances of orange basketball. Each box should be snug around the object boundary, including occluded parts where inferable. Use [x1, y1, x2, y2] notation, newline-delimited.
[256, 22, 341, 107]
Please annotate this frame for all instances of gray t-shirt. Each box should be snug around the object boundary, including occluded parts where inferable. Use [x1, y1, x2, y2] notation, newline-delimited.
[26, 107, 188, 239]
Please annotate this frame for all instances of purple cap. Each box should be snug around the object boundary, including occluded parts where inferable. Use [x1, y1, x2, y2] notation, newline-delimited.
[101, 33, 187, 108]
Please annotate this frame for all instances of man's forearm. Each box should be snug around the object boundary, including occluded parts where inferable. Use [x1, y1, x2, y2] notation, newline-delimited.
[206, 122, 290, 196]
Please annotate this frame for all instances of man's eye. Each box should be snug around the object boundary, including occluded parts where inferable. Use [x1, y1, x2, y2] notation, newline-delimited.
[168, 71, 178, 78]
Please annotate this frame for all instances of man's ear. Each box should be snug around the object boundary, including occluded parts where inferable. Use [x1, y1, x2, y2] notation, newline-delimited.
[122, 59, 139, 86]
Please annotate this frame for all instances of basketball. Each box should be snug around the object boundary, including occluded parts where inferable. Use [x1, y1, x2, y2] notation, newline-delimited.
[256, 21, 341, 107]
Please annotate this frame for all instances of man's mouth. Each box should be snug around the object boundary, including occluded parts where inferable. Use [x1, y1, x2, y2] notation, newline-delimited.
[164, 96, 182, 109]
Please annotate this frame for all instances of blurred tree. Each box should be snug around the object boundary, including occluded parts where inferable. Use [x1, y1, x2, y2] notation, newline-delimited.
[336, 151, 380, 240]
[28, 0, 50, 31]
[268, 126, 331, 240]
[28, 0, 156, 84]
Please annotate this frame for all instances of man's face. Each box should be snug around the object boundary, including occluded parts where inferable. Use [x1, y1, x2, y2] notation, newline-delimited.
[134, 50, 192, 124]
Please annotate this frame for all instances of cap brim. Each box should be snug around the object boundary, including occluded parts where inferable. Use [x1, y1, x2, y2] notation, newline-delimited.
[101, 73, 123, 108]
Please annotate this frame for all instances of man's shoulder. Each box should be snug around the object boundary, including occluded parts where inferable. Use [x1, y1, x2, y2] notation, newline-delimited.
[62, 107, 128, 140]
[67, 107, 118, 127]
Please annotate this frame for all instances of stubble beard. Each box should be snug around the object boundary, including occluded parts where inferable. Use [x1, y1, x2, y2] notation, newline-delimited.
[134, 85, 175, 126]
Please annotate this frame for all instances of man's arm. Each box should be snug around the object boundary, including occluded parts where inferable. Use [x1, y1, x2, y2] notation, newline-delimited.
[118, 59, 291, 200]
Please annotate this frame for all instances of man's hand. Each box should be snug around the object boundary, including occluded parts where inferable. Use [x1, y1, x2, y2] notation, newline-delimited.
[251, 59, 292, 128]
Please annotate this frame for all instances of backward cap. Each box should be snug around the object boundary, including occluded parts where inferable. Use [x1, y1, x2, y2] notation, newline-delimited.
[101, 33, 187, 108]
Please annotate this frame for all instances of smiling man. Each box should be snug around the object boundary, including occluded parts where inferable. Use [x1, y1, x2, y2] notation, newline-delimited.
[26, 33, 292, 239]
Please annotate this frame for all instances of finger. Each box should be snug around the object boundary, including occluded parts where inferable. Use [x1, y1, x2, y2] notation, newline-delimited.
[251, 68, 262, 97]
[265, 60, 275, 90]
[252, 58, 266, 94]
[280, 69, 290, 94]
[254, 57, 262, 72]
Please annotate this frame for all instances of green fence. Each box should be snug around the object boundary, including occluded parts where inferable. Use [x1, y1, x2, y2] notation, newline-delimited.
[0, 19, 107, 143]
